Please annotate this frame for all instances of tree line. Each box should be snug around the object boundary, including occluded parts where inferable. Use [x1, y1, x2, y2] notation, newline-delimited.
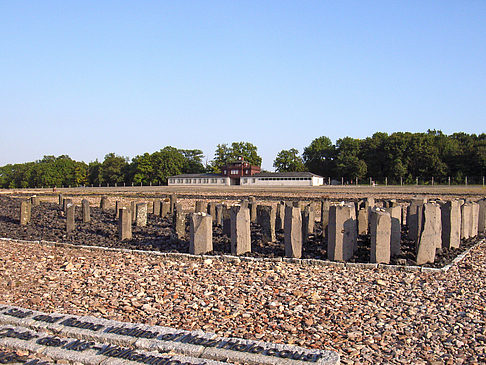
[0, 131, 484, 188]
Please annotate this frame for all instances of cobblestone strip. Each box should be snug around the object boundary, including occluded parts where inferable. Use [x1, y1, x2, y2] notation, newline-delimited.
[0, 305, 340, 365]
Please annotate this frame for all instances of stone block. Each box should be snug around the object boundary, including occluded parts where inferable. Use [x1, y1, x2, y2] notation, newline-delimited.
[257, 205, 276, 243]
[195, 200, 206, 213]
[370, 209, 391, 264]
[100, 196, 109, 211]
[207, 202, 217, 220]
[222, 205, 231, 236]
[479, 198, 486, 234]
[385, 205, 402, 256]
[357, 209, 368, 235]
[408, 198, 427, 241]
[136, 203, 148, 227]
[81, 199, 90, 223]
[58, 193, 63, 206]
[416, 202, 440, 265]
[248, 196, 257, 223]
[170, 194, 177, 214]
[301, 204, 315, 243]
[30, 195, 40, 206]
[62, 198, 72, 213]
[461, 203, 472, 239]
[20, 200, 31, 225]
[66, 203, 75, 233]
[131, 201, 136, 223]
[275, 202, 285, 231]
[118, 207, 132, 240]
[153, 200, 161, 216]
[173, 204, 186, 240]
[321, 199, 330, 238]
[328, 204, 357, 262]
[440, 200, 461, 249]
[284, 206, 302, 258]
[161, 200, 170, 218]
[189, 213, 213, 255]
[215, 204, 223, 226]
[230, 205, 251, 255]
[471, 202, 479, 238]
[115, 201, 123, 219]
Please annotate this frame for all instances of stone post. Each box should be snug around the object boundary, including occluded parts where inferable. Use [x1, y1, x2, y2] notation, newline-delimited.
[173, 204, 186, 240]
[275, 202, 285, 231]
[370, 208, 391, 264]
[189, 213, 213, 255]
[58, 194, 64, 206]
[215, 204, 223, 226]
[321, 199, 330, 238]
[479, 198, 486, 234]
[131, 201, 136, 223]
[66, 203, 75, 233]
[170, 194, 177, 214]
[100, 196, 109, 212]
[20, 200, 31, 225]
[471, 202, 479, 238]
[195, 200, 206, 213]
[385, 205, 402, 256]
[230, 205, 251, 255]
[357, 209, 368, 235]
[161, 200, 170, 218]
[153, 200, 161, 216]
[118, 207, 132, 240]
[401, 204, 407, 227]
[301, 204, 315, 243]
[249, 196, 257, 223]
[328, 204, 357, 262]
[408, 198, 427, 241]
[284, 205, 302, 258]
[440, 200, 461, 249]
[81, 199, 90, 223]
[62, 198, 72, 213]
[257, 205, 276, 243]
[136, 203, 148, 227]
[31, 195, 40, 206]
[416, 202, 441, 265]
[115, 201, 123, 219]
[207, 202, 217, 220]
[222, 205, 232, 236]
[461, 203, 472, 240]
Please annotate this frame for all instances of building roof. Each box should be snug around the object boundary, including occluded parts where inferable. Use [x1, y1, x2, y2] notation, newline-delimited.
[252, 171, 323, 178]
[169, 173, 225, 178]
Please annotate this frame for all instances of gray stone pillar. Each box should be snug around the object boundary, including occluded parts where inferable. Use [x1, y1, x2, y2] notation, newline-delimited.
[222, 205, 232, 236]
[357, 209, 368, 235]
[115, 201, 123, 219]
[195, 200, 206, 213]
[284, 205, 302, 258]
[189, 213, 213, 254]
[301, 204, 315, 243]
[207, 202, 217, 220]
[173, 204, 186, 240]
[118, 207, 132, 240]
[370, 209, 391, 264]
[153, 200, 161, 216]
[230, 205, 251, 255]
[100, 196, 109, 212]
[471, 202, 479, 238]
[66, 203, 75, 233]
[401, 204, 407, 227]
[58, 194, 64, 206]
[257, 205, 276, 243]
[131, 201, 136, 223]
[328, 204, 357, 262]
[249, 196, 257, 223]
[170, 194, 177, 214]
[81, 199, 90, 223]
[385, 205, 402, 256]
[461, 203, 472, 240]
[62, 198, 72, 213]
[408, 198, 427, 241]
[215, 204, 223, 226]
[161, 200, 170, 218]
[30, 195, 40, 206]
[479, 198, 486, 234]
[275, 202, 285, 231]
[20, 200, 31, 225]
[440, 200, 461, 249]
[416, 202, 440, 265]
[136, 203, 147, 227]
[321, 199, 330, 238]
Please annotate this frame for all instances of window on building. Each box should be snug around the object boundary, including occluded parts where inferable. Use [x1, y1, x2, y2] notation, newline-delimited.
[243, 178, 247, 183]
[231, 169, 239, 174]
[221, 179, 225, 183]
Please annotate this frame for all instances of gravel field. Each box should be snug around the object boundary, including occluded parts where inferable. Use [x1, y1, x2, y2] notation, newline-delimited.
[0, 238, 484, 364]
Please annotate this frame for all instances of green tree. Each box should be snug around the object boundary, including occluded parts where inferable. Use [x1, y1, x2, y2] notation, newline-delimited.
[335, 137, 367, 181]
[210, 142, 262, 172]
[273, 148, 306, 172]
[302, 136, 336, 177]
[101, 153, 129, 185]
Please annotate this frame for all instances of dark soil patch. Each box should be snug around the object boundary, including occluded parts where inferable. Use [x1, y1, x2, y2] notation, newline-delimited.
[0, 196, 480, 268]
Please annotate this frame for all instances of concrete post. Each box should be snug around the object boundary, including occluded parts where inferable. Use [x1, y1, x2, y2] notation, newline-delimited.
[385, 205, 402, 256]
[81, 199, 90, 223]
[357, 209, 368, 235]
[461, 203, 472, 240]
[207, 202, 217, 220]
[161, 200, 170, 218]
[31, 195, 40, 206]
[249, 196, 257, 223]
[230, 205, 251, 255]
[440, 200, 461, 249]
[275, 202, 285, 231]
[222, 205, 231, 236]
[136, 203, 148, 227]
[416, 202, 440, 265]
[131, 201, 136, 223]
[328, 204, 357, 262]
[153, 200, 161, 216]
[479, 198, 486, 234]
[370, 208, 391, 264]
[20, 200, 31, 225]
[58, 194, 64, 206]
[471, 202, 479, 238]
[115, 201, 122, 219]
[100, 196, 109, 212]
[66, 203, 75, 233]
[173, 203, 186, 240]
[170, 194, 177, 214]
[284, 205, 302, 258]
[321, 199, 330, 238]
[118, 207, 132, 240]
[257, 205, 276, 243]
[301, 204, 315, 243]
[195, 200, 206, 213]
[189, 213, 213, 255]
[408, 198, 427, 241]
[215, 204, 223, 226]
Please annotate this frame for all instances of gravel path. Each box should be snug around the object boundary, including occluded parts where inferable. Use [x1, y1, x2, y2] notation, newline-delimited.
[0, 239, 485, 364]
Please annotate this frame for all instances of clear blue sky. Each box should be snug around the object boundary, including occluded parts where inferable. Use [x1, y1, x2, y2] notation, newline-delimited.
[1, 1, 485, 170]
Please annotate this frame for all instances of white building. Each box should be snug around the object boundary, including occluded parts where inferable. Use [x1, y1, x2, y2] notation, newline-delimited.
[168, 174, 230, 186]
[240, 172, 324, 186]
